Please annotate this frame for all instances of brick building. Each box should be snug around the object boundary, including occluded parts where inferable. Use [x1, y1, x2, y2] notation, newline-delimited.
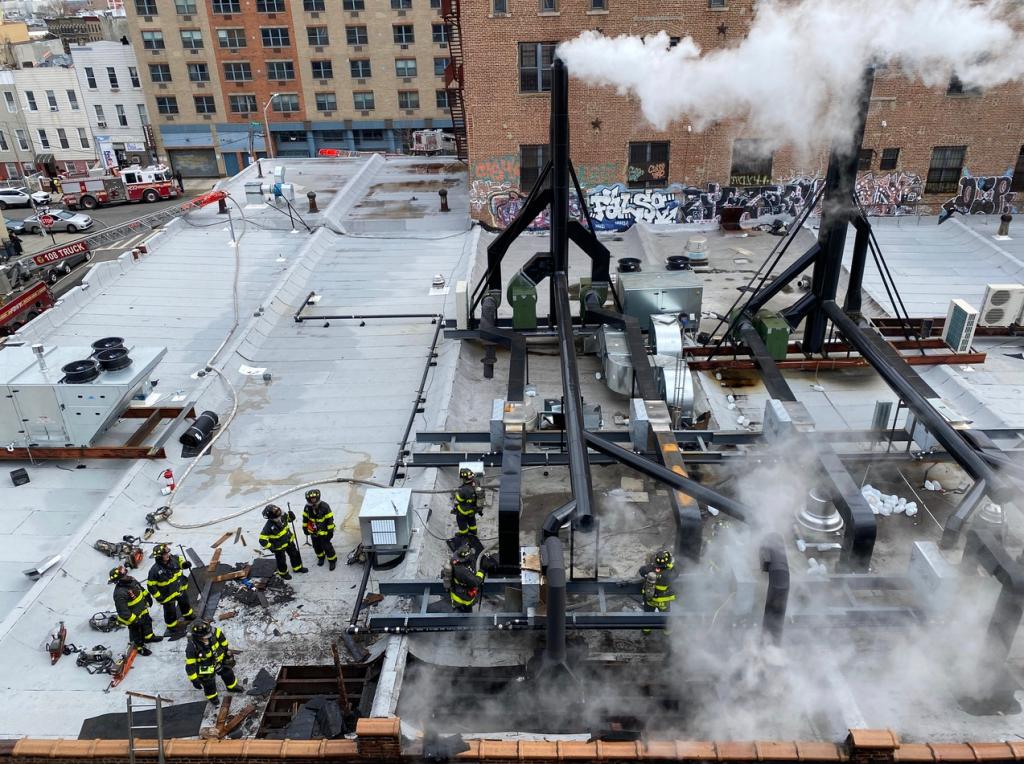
[123, 0, 456, 176]
[459, 0, 1024, 229]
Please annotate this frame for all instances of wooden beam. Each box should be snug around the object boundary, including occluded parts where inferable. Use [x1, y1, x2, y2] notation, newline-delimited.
[207, 548, 222, 572]
[121, 406, 195, 419]
[222, 704, 255, 736]
[211, 532, 232, 549]
[125, 410, 164, 448]
[211, 566, 251, 583]
[0, 446, 165, 460]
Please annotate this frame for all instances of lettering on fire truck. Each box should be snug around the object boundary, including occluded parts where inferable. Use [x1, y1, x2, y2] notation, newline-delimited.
[32, 240, 90, 267]
[0, 282, 49, 324]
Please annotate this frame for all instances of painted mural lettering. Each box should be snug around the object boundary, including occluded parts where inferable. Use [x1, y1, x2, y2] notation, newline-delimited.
[942, 174, 1016, 216]
[729, 174, 773, 188]
[855, 171, 923, 215]
[588, 184, 679, 230]
[472, 155, 519, 184]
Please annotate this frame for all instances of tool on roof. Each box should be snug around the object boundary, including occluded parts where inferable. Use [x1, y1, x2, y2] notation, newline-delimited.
[94, 535, 145, 568]
[105, 646, 138, 692]
[90, 611, 123, 633]
[46, 621, 71, 665]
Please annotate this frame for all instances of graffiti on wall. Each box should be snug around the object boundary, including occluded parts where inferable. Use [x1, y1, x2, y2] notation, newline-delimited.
[854, 172, 924, 215]
[588, 184, 679, 230]
[941, 173, 1017, 216]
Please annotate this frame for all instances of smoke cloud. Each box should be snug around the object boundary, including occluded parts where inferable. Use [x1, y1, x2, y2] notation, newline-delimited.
[557, 0, 1024, 155]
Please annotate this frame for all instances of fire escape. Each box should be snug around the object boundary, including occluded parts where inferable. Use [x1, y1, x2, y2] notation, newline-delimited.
[441, 0, 468, 161]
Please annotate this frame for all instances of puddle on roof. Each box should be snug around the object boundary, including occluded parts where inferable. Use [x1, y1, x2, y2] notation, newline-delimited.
[340, 458, 377, 532]
[403, 162, 463, 174]
[351, 199, 428, 218]
[368, 179, 460, 193]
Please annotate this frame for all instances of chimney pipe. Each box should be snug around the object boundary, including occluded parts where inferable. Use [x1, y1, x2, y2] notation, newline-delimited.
[31, 343, 46, 371]
[997, 213, 1012, 237]
[541, 535, 567, 666]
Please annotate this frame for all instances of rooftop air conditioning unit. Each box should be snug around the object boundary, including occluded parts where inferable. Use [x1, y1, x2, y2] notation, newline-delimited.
[358, 488, 413, 555]
[942, 299, 978, 353]
[978, 283, 1024, 327]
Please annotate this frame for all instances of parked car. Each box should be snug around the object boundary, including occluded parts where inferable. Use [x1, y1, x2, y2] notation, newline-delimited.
[22, 209, 94, 234]
[3, 217, 26, 234]
[0, 187, 51, 209]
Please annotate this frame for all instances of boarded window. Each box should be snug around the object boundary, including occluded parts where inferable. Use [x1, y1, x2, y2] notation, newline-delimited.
[627, 141, 670, 188]
[729, 139, 773, 187]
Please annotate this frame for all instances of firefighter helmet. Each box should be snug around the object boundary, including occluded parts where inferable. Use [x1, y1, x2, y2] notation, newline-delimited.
[459, 468, 474, 484]
[190, 620, 212, 640]
[262, 504, 282, 519]
[305, 489, 321, 503]
[151, 542, 171, 559]
[654, 549, 673, 566]
[108, 565, 128, 583]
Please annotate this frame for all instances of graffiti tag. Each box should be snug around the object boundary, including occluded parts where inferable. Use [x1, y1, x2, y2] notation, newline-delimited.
[942, 174, 1016, 216]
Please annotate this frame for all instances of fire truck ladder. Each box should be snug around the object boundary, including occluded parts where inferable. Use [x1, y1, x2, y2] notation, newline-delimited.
[77, 191, 228, 251]
[441, 0, 468, 162]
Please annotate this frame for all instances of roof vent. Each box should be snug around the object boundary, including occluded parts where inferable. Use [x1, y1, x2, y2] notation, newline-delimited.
[91, 336, 124, 353]
[61, 359, 100, 384]
[95, 347, 132, 372]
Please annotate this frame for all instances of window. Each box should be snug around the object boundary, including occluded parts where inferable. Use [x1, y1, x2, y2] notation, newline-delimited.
[353, 91, 374, 110]
[430, 0, 440, 7]
[520, 144, 549, 188]
[116, 104, 128, 126]
[435, 89, 449, 108]
[1011, 146, 1024, 194]
[518, 42, 555, 92]
[267, 60, 295, 80]
[176, 0, 197, 12]
[156, 96, 179, 114]
[194, 95, 216, 113]
[256, 0, 285, 11]
[135, 0, 157, 13]
[303, 0, 324, 9]
[310, 60, 333, 78]
[0, 130, 7, 151]
[142, 31, 165, 49]
[947, 75, 981, 96]
[346, 26, 368, 44]
[729, 139, 773, 186]
[308, 26, 329, 45]
[540, 0, 556, 10]
[3, 92, 15, 111]
[628, 141, 671, 187]
[37, 129, 49, 149]
[56, 128, 69, 149]
[84, 67, 97, 88]
[394, 24, 414, 43]
[128, 67, 140, 87]
[315, 92, 337, 111]
[491, 0, 507, 11]
[150, 63, 172, 82]
[223, 62, 253, 80]
[16, 129, 28, 150]
[78, 127, 90, 148]
[879, 147, 900, 171]
[590, 0, 605, 9]
[212, 0, 240, 11]
[432, 23, 448, 43]
[261, 27, 289, 46]
[350, 59, 371, 77]
[25, 91, 37, 111]
[395, 58, 417, 77]
[858, 149, 874, 172]
[45, 90, 57, 110]
[94, 104, 106, 126]
[188, 62, 210, 81]
[354, 128, 384, 145]
[398, 90, 419, 109]
[181, 30, 203, 48]
[343, 0, 364, 8]
[391, 0, 411, 7]
[925, 146, 966, 194]
[138, 104, 149, 125]
[434, 56, 449, 76]
[709, 0, 726, 6]
[218, 28, 246, 47]
[229, 94, 257, 113]
[272, 93, 299, 111]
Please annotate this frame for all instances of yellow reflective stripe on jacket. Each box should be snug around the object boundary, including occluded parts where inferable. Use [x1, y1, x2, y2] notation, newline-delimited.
[126, 590, 147, 607]
[450, 590, 475, 606]
[117, 613, 137, 625]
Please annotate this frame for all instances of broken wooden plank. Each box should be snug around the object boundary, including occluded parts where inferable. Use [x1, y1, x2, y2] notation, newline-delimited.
[211, 566, 251, 583]
[215, 695, 232, 729]
[255, 590, 270, 610]
[233, 527, 242, 544]
[218, 610, 238, 621]
[239, 533, 247, 547]
[222, 703, 255, 736]
[207, 548, 222, 573]
[125, 410, 163, 448]
[211, 532, 233, 549]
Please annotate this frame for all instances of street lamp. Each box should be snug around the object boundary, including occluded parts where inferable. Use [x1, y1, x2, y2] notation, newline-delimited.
[263, 92, 281, 160]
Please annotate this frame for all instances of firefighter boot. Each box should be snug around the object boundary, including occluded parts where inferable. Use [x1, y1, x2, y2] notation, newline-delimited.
[138, 647, 153, 656]
[329, 559, 337, 571]
[317, 557, 325, 567]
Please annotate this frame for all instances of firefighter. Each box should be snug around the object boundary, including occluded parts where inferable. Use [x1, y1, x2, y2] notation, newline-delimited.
[259, 504, 307, 580]
[109, 565, 163, 655]
[452, 468, 483, 539]
[448, 544, 485, 613]
[146, 543, 196, 636]
[185, 620, 241, 707]
[302, 489, 338, 570]
[638, 548, 678, 634]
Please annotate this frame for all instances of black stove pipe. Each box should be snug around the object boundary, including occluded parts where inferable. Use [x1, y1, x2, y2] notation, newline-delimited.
[550, 57, 569, 275]
[542, 535, 567, 665]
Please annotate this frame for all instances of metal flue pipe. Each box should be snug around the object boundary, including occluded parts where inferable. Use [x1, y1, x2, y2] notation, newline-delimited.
[542, 535, 567, 665]
[550, 57, 569, 274]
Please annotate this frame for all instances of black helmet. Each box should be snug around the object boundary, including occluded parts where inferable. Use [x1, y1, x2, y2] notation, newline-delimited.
[263, 504, 282, 519]
[655, 549, 673, 566]
[190, 620, 212, 639]
[151, 542, 171, 559]
[108, 565, 128, 583]
[305, 489, 321, 503]
[459, 468, 474, 484]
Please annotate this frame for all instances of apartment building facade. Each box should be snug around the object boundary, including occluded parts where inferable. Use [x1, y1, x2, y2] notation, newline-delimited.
[124, 0, 455, 176]
[460, 0, 1024, 229]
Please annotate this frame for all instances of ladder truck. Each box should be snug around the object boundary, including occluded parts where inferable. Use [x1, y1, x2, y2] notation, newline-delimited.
[1, 190, 227, 335]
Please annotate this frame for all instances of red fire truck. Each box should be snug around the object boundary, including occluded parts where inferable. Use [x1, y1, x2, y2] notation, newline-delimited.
[0, 240, 91, 334]
[61, 165, 180, 211]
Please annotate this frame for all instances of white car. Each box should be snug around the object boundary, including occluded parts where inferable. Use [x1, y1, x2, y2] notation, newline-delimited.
[23, 209, 93, 234]
[0, 187, 51, 209]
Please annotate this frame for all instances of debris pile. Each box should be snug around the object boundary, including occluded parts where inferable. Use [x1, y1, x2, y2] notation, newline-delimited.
[860, 484, 919, 517]
[264, 695, 351, 740]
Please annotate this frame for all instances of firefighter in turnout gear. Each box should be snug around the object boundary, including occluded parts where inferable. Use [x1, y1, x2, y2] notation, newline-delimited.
[448, 544, 485, 613]
[302, 489, 338, 570]
[259, 504, 307, 579]
[185, 620, 241, 707]
[639, 548, 678, 634]
[452, 468, 483, 539]
[146, 543, 196, 635]
[109, 566, 163, 655]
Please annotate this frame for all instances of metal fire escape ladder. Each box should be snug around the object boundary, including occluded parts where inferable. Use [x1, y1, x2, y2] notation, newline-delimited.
[126, 691, 171, 764]
[441, 0, 468, 162]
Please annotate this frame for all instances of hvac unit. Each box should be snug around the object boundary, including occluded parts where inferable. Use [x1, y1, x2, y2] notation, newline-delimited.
[358, 488, 413, 555]
[978, 283, 1024, 327]
[942, 299, 979, 353]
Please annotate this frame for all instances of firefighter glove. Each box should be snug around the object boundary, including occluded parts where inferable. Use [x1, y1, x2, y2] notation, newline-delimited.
[181, 561, 192, 569]
[287, 510, 296, 522]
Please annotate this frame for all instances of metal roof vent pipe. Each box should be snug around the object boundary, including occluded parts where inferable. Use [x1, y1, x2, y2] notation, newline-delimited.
[796, 488, 844, 536]
[997, 213, 1012, 238]
[975, 500, 1007, 541]
[31, 343, 46, 371]
[684, 235, 708, 266]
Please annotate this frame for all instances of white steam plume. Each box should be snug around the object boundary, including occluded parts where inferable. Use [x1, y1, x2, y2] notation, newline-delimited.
[557, 0, 1024, 155]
